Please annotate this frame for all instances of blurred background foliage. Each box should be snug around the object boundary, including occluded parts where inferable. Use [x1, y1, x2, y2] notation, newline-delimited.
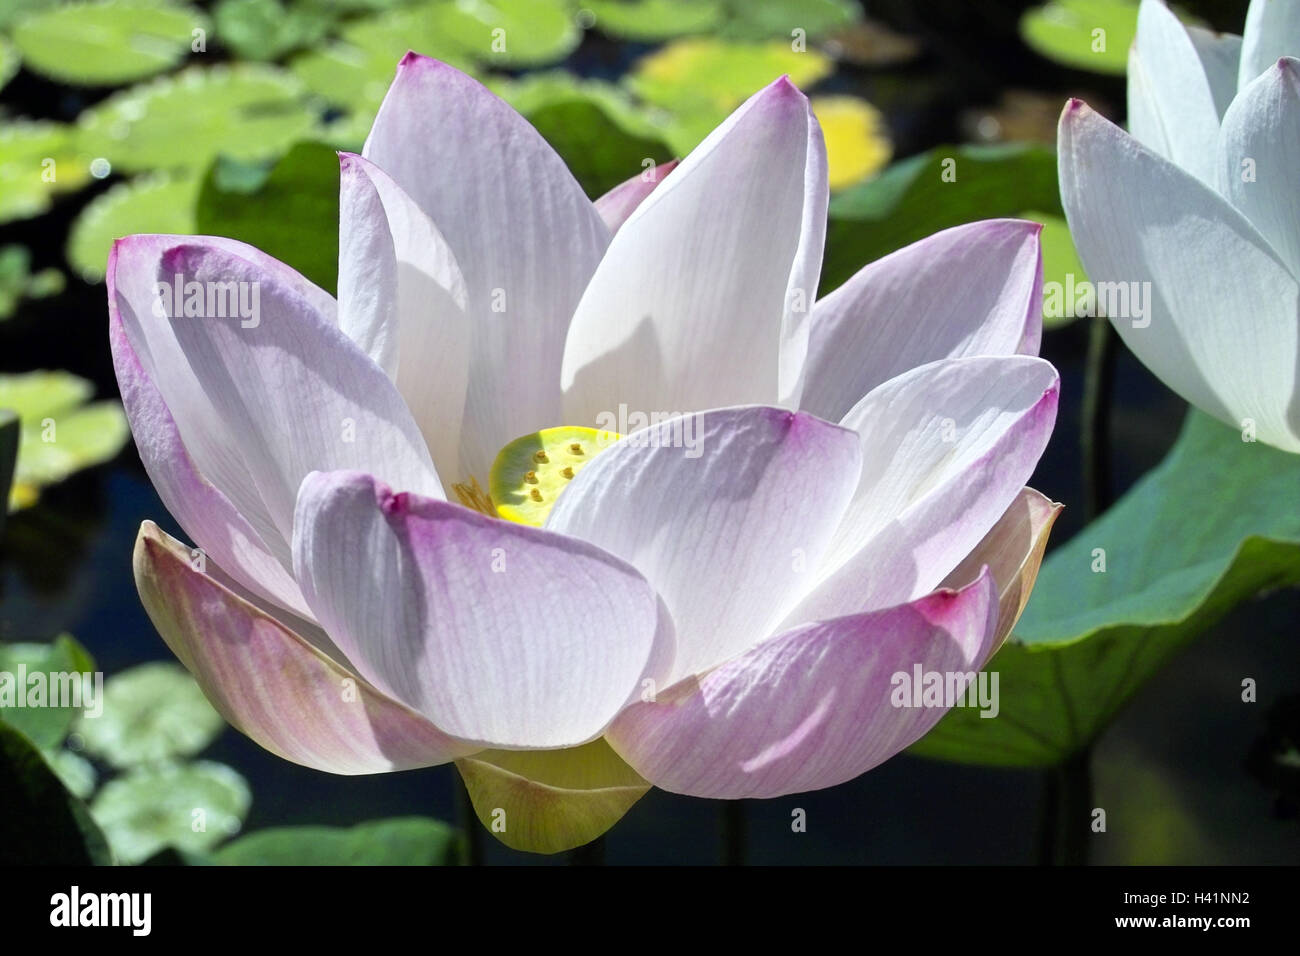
[2, 0, 1298, 865]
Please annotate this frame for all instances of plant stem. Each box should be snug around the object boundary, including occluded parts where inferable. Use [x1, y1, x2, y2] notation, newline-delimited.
[455, 773, 483, 866]
[1038, 749, 1093, 865]
[1081, 316, 1117, 521]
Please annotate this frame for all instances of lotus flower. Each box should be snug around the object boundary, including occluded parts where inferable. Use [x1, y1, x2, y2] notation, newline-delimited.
[1059, 0, 1300, 452]
[115, 53, 1060, 853]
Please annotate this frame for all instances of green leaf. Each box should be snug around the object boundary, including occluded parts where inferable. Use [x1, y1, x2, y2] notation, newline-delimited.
[0, 635, 96, 749]
[1020, 209, 1088, 330]
[12, 0, 208, 87]
[586, 0, 722, 41]
[0, 412, 16, 535]
[822, 143, 1062, 294]
[195, 141, 341, 293]
[0, 371, 130, 510]
[0, 0, 58, 31]
[718, 0, 860, 41]
[76, 662, 226, 768]
[91, 760, 251, 864]
[428, 0, 581, 68]
[0, 722, 112, 865]
[214, 817, 463, 865]
[526, 98, 674, 198]
[67, 173, 199, 282]
[43, 747, 98, 800]
[0, 36, 19, 93]
[0, 121, 95, 225]
[1020, 0, 1138, 76]
[213, 0, 337, 61]
[0, 245, 65, 320]
[76, 64, 318, 176]
[912, 411, 1300, 767]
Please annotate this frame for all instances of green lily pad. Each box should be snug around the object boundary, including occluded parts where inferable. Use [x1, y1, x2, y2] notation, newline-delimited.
[0, 36, 18, 93]
[0, 245, 65, 319]
[1020, 209, 1088, 329]
[289, 4, 478, 124]
[75, 661, 226, 768]
[428, 0, 581, 68]
[43, 748, 98, 800]
[213, 0, 338, 61]
[1020, 0, 1138, 76]
[912, 411, 1300, 766]
[195, 141, 341, 294]
[12, 0, 209, 87]
[0, 121, 95, 225]
[215, 817, 463, 865]
[0, 0, 58, 30]
[586, 0, 722, 41]
[0, 370, 130, 510]
[76, 64, 318, 175]
[822, 142, 1062, 294]
[67, 173, 199, 282]
[0, 722, 112, 865]
[91, 760, 251, 864]
[719, 0, 860, 41]
[0, 635, 96, 749]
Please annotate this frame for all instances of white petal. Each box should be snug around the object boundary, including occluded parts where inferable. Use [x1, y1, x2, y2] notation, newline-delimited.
[560, 78, 827, 428]
[337, 158, 399, 377]
[1239, 0, 1300, 89]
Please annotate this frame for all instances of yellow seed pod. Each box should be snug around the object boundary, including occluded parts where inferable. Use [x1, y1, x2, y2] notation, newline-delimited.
[488, 425, 620, 527]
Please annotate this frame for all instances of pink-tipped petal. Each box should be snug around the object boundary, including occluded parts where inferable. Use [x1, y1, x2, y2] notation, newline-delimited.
[364, 55, 609, 479]
[292, 470, 673, 749]
[560, 78, 828, 427]
[593, 158, 679, 233]
[799, 219, 1044, 423]
[607, 569, 999, 799]
[134, 522, 473, 774]
[546, 406, 861, 685]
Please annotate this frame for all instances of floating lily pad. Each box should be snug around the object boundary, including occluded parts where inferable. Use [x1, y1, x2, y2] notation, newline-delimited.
[12, 0, 209, 87]
[75, 661, 226, 768]
[0, 635, 96, 749]
[719, 0, 860, 41]
[586, 0, 722, 41]
[0, 0, 58, 30]
[0, 722, 112, 865]
[428, 0, 581, 68]
[67, 173, 199, 282]
[0, 245, 65, 319]
[91, 760, 251, 864]
[196, 142, 341, 293]
[1020, 0, 1138, 76]
[811, 94, 892, 191]
[76, 64, 318, 175]
[912, 411, 1300, 766]
[0, 371, 130, 511]
[213, 0, 338, 61]
[0, 121, 95, 225]
[215, 817, 462, 865]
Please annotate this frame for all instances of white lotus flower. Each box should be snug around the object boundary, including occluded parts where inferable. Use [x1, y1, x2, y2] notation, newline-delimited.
[1059, 0, 1300, 451]
[115, 54, 1061, 852]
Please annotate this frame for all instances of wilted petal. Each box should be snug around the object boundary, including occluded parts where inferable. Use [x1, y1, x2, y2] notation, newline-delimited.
[339, 153, 471, 483]
[364, 54, 609, 479]
[607, 570, 998, 799]
[546, 406, 861, 686]
[783, 355, 1059, 626]
[455, 740, 649, 854]
[292, 470, 672, 748]
[1239, 0, 1300, 89]
[1129, 0, 1224, 182]
[799, 220, 1043, 423]
[1217, 58, 1300, 281]
[134, 522, 472, 774]
[593, 159, 679, 233]
[561, 78, 827, 428]
[1059, 100, 1300, 451]
[939, 486, 1062, 649]
[111, 311, 309, 617]
[158, 242, 444, 542]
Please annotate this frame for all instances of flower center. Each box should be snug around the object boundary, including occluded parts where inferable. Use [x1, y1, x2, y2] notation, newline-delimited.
[452, 425, 620, 527]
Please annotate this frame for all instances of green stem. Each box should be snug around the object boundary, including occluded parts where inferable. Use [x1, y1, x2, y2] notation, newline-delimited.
[1038, 749, 1093, 865]
[455, 773, 483, 866]
[1081, 316, 1117, 521]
